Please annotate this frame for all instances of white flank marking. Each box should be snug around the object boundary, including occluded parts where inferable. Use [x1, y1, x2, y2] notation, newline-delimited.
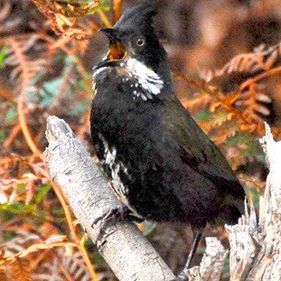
[98, 134, 130, 207]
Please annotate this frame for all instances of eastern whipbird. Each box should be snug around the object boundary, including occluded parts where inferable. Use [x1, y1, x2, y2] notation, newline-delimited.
[91, 2, 245, 280]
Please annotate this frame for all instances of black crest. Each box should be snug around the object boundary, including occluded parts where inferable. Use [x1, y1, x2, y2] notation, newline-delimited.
[114, 1, 156, 33]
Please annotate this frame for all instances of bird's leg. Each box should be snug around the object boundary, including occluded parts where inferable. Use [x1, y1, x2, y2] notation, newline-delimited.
[92, 205, 143, 249]
[176, 229, 203, 281]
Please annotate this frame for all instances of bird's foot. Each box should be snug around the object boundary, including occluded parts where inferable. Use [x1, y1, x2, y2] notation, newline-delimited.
[172, 229, 203, 281]
[169, 275, 188, 281]
[92, 205, 129, 249]
[174, 271, 189, 281]
[92, 205, 143, 249]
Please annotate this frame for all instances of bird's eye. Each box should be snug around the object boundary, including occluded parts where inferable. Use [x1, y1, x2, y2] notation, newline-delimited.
[136, 37, 146, 47]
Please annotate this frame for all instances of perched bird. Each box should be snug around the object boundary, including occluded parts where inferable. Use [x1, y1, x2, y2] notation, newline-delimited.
[91, 2, 245, 280]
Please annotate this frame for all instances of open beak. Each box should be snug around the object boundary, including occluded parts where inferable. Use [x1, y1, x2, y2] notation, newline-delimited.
[93, 28, 127, 71]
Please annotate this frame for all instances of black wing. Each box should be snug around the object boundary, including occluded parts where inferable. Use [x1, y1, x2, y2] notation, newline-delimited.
[161, 95, 245, 201]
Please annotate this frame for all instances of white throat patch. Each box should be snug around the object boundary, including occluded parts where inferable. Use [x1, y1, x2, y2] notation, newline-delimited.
[126, 58, 164, 99]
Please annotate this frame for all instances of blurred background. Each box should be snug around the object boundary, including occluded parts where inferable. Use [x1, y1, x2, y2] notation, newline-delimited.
[1, 0, 281, 280]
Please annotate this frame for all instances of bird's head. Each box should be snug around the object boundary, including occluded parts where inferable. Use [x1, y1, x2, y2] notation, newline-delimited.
[94, 1, 171, 85]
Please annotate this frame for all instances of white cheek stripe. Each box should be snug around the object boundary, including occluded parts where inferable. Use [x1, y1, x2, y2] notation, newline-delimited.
[126, 58, 164, 96]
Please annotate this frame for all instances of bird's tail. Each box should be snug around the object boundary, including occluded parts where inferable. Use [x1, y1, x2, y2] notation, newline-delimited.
[217, 179, 246, 226]
[217, 202, 244, 225]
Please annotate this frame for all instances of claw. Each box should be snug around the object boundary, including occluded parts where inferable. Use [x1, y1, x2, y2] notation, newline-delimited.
[92, 205, 129, 248]
[175, 273, 188, 281]
[92, 205, 143, 249]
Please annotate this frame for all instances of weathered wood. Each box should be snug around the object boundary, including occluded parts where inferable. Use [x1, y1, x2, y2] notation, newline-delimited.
[186, 238, 227, 281]
[226, 123, 281, 281]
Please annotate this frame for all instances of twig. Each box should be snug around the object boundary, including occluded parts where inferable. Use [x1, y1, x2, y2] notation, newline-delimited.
[112, 0, 123, 23]
[240, 66, 281, 90]
[97, 9, 112, 27]
[3, 123, 21, 148]
[17, 94, 41, 157]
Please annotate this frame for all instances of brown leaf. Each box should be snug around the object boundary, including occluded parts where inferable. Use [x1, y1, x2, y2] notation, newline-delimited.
[3, 258, 32, 281]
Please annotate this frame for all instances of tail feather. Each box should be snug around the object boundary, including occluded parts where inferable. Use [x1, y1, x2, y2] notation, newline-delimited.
[219, 179, 246, 225]
[217, 203, 244, 226]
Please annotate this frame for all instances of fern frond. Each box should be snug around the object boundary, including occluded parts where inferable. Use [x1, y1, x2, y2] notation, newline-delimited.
[3, 35, 48, 95]
[60, 249, 91, 281]
[198, 43, 281, 124]
[4, 257, 32, 281]
[183, 94, 212, 113]
[202, 43, 281, 82]
[31, 0, 101, 39]
[32, 248, 92, 281]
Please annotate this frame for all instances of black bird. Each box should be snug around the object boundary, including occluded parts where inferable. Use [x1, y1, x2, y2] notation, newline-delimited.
[91, 2, 245, 280]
